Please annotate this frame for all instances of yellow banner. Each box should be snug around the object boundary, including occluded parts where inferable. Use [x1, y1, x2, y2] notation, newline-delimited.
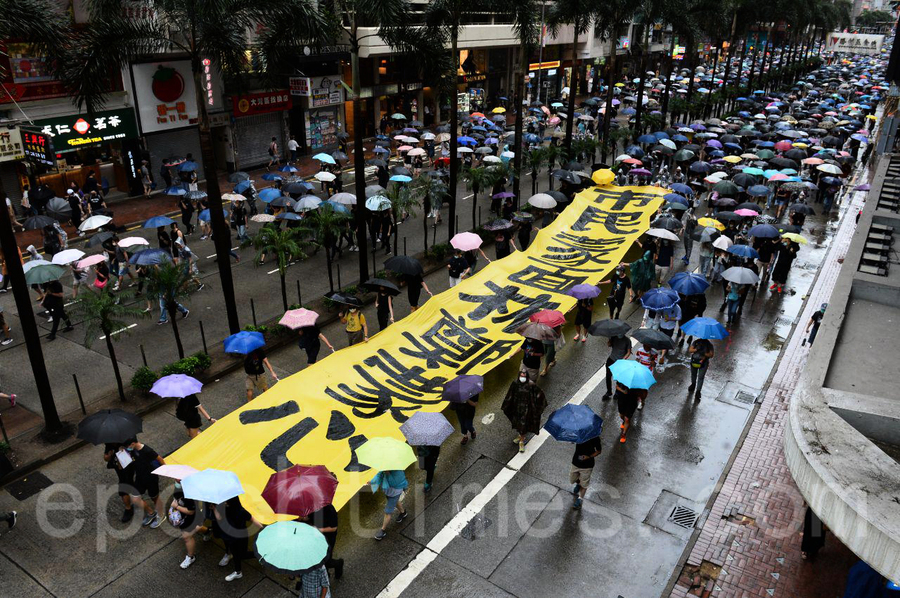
[168, 180, 664, 522]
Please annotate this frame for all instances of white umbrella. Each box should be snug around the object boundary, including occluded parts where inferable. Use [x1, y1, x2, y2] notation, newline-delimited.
[457, 147, 474, 154]
[251, 214, 277, 223]
[436, 133, 451, 142]
[646, 228, 679, 241]
[816, 164, 842, 175]
[722, 266, 759, 285]
[78, 215, 112, 232]
[421, 132, 436, 140]
[407, 147, 426, 156]
[658, 139, 677, 149]
[500, 151, 515, 159]
[615, 154, 633, 162]
[712, 235, 734, 250]
[51, 249, 85, 265]
[314, 171, 336, 182]
[222, 193, 245, 202]
[328, 192, 357, 205]
[294, 196, 322, 212]
[117, 237, 150, 249]
[483, 155, 501, 163]
[528, 193, 557, 209]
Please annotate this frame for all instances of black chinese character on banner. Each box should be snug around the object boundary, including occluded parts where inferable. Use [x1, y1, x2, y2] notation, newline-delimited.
[399, 309, 490, 368]
[459, 281, 560, 332]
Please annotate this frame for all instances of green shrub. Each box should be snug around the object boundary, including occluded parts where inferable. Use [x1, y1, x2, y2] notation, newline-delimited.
[242, 324, 286, 335]
[341, 284, 358, 296]
[131, 366, 159, 391]
[159, 352, 212, 377]
[322, 296, 336, 310]
[427, 243, 451, 261]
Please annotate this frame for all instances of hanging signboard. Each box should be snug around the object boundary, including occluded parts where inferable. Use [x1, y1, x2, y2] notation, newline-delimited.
[826, 33, 885, 55]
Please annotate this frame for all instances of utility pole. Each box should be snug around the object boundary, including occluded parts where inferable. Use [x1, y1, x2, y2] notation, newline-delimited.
[534, 1, 547, 105]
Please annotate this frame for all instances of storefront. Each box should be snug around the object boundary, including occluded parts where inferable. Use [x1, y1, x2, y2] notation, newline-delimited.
[0, 125, 24, 207]
[290, 75, 345, 152]
[27, 107, 143, 198]
[231, 89, 291, 169]
[457, 48, 509, 106]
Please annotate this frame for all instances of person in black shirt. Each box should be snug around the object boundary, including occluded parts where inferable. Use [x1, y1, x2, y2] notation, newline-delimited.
[570, 436, 602, 509]
[103, 443, 135, 522]
[417, 445, 441, 492]
[87, 191, 106, 215]
[572, 297, 594, 342]
[67, 192, 83, 228]
[297, 325, 335, 365]
[602, 334, 632, 400]
[687, 338, 714, 400]
[125, 438, 166, 528]
[804, 303, 827, 346]
[375, 287, 394, 331]
[175, 394, 215, 438]
[304, 504, 344, 578]
[453, 392, 479, 445]
[244, 348, 277, 402]
[214, 496, 255, 582]
[406, 274, 432, 313]
[178, 196, 195, 234]
[41, 279, 73, 340]
[603, 265, 631, 319]
[447, 249, 471, 287]
[157, 226, 172, 257]
[171, 483, 208, 569]
[520, 337, 545, 382]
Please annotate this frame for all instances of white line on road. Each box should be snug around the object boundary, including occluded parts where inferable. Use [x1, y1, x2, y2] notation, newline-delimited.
[376, 341, 634, 598]
[207, 247, 240, 259]
[99, 323, 136, 340]
[267, 262, 297, 275]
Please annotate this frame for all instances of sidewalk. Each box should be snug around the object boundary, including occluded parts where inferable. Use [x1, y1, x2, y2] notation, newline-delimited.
[667, 170, 867, 597]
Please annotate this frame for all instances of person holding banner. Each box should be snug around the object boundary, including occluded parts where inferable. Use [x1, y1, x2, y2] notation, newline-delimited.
[502, 374, 548, 453]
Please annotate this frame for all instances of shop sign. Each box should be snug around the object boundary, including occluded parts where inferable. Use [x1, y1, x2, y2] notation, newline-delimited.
[20, 129, 55, 166]
[301, 44, 351, 57]
[826, 33, 884, 55]
[0, 127, 24, 162]
[290, 76, 311, 97]
[399, 82, 423, 92]
[208, 112, 231, 127]
[528, 60, 560, 71]
[309, 76, 344, 108]
[233, 90, 292, 117]
[131, 60, 223, 134]
[31, 108, 139, 150]
[459, 73, 487, 83]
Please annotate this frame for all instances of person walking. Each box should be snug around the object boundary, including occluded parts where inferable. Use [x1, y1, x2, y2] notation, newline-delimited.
[724, 282, 741, 326]
[540, 326, 563, 377]
[687, 337, 714, 400]
[633, 343, 658, 410]
[231, 201, 248, 243]
[267, 137, 280, 170]
[297, 564, 331, 598]
[339, 306, 368, 345]
[287, 135, 300, 164]
[175, 394, 215, 438]
[615, 382, 644, 444]
[178, 195, 195, 235]
[41, 278, 73, 341]
[572, 297, 594, 342]
[297, 324, 335, 365]
[502, 373, 548, 452]
[804, 303, 827, 346]
[244, 348, 277, 402]
[171, 482, 209, 569]
[305, 503, 344, 579]
[681, 209, 697, 265]
[676, 293, 706, 348]
[447, 248, 471, 287]
[125, 437, 166, 529]
[570, 435, 602, 509]
[519, 335, 545, 383]
[800, 505, 827, 560]
[215, 496, 255, 581]
[375, 287, 394, 331]
[602, 334, 632, 401]
[629, 251, 655, 302]
[654, 240, 675, 283]
[770, 239, 798, 294]
[140, 160, 153, 197]
[371, 470, 409, 540]
[452, 390, 478, 445]
[0, 304, 13, 346]
[103, 442, 135, 522]
[417, 444, 440, 492]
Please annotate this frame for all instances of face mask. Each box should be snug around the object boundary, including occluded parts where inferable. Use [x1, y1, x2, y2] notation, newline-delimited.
[349, 308, 357, 313]
[518, 375, 527, 383]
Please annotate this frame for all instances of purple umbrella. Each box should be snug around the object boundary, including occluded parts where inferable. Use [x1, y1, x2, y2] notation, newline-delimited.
[854, 183, 870, 191]
[630, 168, 652, 176]
[442, 375, 484, 403]
[492, 192, 515, 199]
[705, 140, 723, 148]
[150, 374, 203, 398]
[568, 284, 601, 299]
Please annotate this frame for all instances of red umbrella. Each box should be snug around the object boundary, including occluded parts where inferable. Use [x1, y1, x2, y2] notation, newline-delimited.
[774, 140, 793, 152]
[530, 309, 566, 328]
[261, 465, 339, 517]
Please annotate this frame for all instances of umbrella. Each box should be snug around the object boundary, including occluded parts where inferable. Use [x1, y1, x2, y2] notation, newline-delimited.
[328, 192, 357, 205]
[45, 197, 70, 219]
[400, 412, 455, 446]
[516, 322, 557, 341]
[646, 228, 679, 241]
[713, 181, 741, 196]
[23, 215, 58, 230]
[128, 248, 171, 266]
[568, 284, 601, 299]
[117, 237, 150, 249]
[228, 171, 250, 183]
[233, 180, 253, 194]
[609, 359, 657, 389]
[652, 216, 682, 232]
[356, 437, 416, 471]
[76, 254, 108, 269]
[530, 310, 566, 328]
[734, 208, 759, 217]
[697, 217, 724, 231]
[312, 153, 336, 164]
[384, 255, 423, 276]
[639, 288, 680, 310]
[450, 232, 483, 251]
[789, 203, 815, 215]
[484, 219, 514, 231]
[630, 328, 675, 349]
[51, 249, 86, 265]
[150, 374, 203, 398]
[365, 196, 392, 211]
[362, 278, 400, 295]
[442, 375, 484, 403]
[712, 236, 733, 250]
[251, 214, 277, 223]
[668, 272, 710, 295]
[527, 193, 557, 209]
[76, 409, 142, 445]
[261, 465, 338, 518]
[693, 227, 720, 243]
[588, 319, 631, 337]
[181, 469, 244, 503]
[722, 266, 760, 284]
[143, 216, 175, 228]
[715, 211, 743, 223]
[260, 188, 283, 202]
[545, 405, 604, 444]
[680, 317, 729, 340]
[224, 330, 265, 354]
[295, 197, 322, 212]
[327, 292, 362, 308]
[727, 244, 760, 259]
[152, 464, 199, 480]
[782, 232, 808, 244]
[199, 208, 228, 222]
[24, 263, 66, 285]
[749, 224, 780, 238]
[279, 308, 319, 330]
[255, 521, 329, 574]
[314, 171, 336, 182]
[78, 215, 112, 232]
[165, 186, 187, 196]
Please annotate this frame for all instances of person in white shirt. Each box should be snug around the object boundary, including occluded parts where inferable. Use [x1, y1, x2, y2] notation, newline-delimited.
[287, 135, 300, 164]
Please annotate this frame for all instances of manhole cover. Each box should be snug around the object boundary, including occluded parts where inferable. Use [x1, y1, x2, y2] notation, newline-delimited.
[5, 471, 54, 501]
[668, 505, 699, 530]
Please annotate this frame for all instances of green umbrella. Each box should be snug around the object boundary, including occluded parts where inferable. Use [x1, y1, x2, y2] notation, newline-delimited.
[673, 149, 695, 162]
[713, 181, 740, 196]
[24, 263, 67, 285]
[756, 149, 776, 160]
[356, 437, 416, 471]
[255, 521, 328, 574]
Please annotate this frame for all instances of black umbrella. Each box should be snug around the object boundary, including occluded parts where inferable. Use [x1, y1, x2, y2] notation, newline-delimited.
[552, 169, 581, 185]
[784, 149, 807, 161]
[46, 197, 70, 220]
[367, 159, 387, 168]
[331, 151, 349, 162]
[362, 278, 400, 295]
[86, 231, 116, 248]
[588, 319, 631, 337]
[651, 216, 682, 232]
[789, 203, 816, 215]
[732, 173, 758, 188]
[327, 292, 362, 308]
[715, 211, 743, 222]
[391, 166, 412, 177]
[77, 409, 143, 445]
[630, 328, 675, 350]
[735, 202, 762, 212]
[23, 214, 58, 231]
[385, 255, 423, 276]
[778, 224, 802, 234]
[484, 219, 514, 231]
[712, 197, 738, 207]
[693, 227, 720, 242]
[228, 171, 250, 183]
[283, 182, 309, 196]
[821, 136, 842, 147]
[768, 157, 798, 170]
[547, 191, 567, 202]
[713, 181, 741, 196]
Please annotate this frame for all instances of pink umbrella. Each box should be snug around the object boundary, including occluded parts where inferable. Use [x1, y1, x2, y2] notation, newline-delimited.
[397, 145, 413, 152]
[734, 208, 759, 217]
[76, 254, 108, 269]
[117, 237, 150, 248]
[801, 157, 824, 165]
[152, 464, 199, 480]
[450, 232, 483, 251]
[548, 117, 560, 125]
[279, 308, 320, 330]
[774, 141, 792, 151]
[769, 173, 789, 181]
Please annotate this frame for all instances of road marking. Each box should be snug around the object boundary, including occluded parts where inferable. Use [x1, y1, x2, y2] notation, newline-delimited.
[267, 262, 297, 275]
[376, 340, 635, 598]
[99, 323, 136, 340]
[207, 247, 239, 259]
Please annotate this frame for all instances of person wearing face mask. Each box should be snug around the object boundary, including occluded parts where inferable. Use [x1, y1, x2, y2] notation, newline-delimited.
[502, 374, 548, 453]
[769, 239, 798, 294]
[340, 306, 368, 345]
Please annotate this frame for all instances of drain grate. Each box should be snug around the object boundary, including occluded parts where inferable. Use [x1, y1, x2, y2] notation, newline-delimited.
[734, 391, 757, 405]
[668, 505, 700, 530]
[5, 471, 54, 501]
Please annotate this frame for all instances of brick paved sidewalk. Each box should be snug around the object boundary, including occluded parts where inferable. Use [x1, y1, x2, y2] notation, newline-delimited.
[668, 172, 868, 598]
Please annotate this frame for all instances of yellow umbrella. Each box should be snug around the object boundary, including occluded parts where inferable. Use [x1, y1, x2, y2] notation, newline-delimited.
[792, 142, 808, 148]
[723, 155, 742, 164]
[782, 233, 808, 245]
[866, 115, 877, 120]
[615, 82, 625, 87]
[592, 168, 615, 186]
[492, 107, 506, 114]
[698, 217, 725, 231]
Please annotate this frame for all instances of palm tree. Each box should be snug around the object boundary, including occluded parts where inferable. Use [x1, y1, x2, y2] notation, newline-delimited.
[384, 183, 420, 255]
[145, 262, 196, 359]
[596, 0, 638, 163]
[248, 226, 307, 311]
[302, 205, 350, 293]
[410, 175, 447, 252]
[71, 288, 149, 401]
[0, 0, 71, 435]
[61, 0, 324, 336]
[461, 166, 492, 229]
[526, 147, 549, 195]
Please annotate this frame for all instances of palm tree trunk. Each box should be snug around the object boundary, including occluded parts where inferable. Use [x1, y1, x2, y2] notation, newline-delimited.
[634, 26, 648, 133]
[564, 22, 580, 155]
[168, 303, 185, 359]
[661, 35, 676, 125]
[191, 65, 240, 335]
[324, 243, 334, 292]
[350, 28, 370, 285]
[704, 44, 720, 118]
[393, 212, 399, 256]
[512, 39, 527, 208]
[104, 330, 126, 401]
[423, 196, 429, 252]
[448, 26, 459, 238]
[746, 37, 760, 91]
[602, 27, 619, 164]
[279, 273, 288, 311]
[471, 185, 478, 228]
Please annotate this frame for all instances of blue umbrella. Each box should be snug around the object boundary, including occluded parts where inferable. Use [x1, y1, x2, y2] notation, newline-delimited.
[165, 186, 186, 196]
[129, 248, 172, 266]
[457, 136, 477, 146]
[680, 317, 729, 340]
[199, 208, 227, 222]
[621, 107, 636, 115]
[748, 224, 780, 238]
[609, 359, 656, 389]
[181, 469, 244, 503]
[639, 288, 680, 310]
[261, 173, 283, 181]
[400, 412, 455, 446]
[277, 212, 302, 221]
[672, 134, 690, 142]
[727, 244, 759, 259]
[637, 134, 657, 144]
[233, 180, 252, 194]
[323, 200, 350, 214]
[653, 131, 670, 140]
[177, 161, 198, 172]
[544, 405, 603, 443]
[668, 272, 710, 295]
[259, 188, 282, 202]
[279, 165, 299, 173]
[442, 375, 484, 403]
[389, 174, 412, 183]
[670, 183, 694, 196]
[224, 331, 265, 354]
[664, 193, 690, 208]
[142, 215, 176, 228]
[747, 185, 770, 197]
[312, 153, 336, 164]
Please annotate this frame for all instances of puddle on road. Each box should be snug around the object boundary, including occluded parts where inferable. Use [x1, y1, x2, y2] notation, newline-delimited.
[762, 331, 785, 352]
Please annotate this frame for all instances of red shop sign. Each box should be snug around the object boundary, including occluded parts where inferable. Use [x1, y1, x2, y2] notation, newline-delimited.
[232, 90, 292, 117]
